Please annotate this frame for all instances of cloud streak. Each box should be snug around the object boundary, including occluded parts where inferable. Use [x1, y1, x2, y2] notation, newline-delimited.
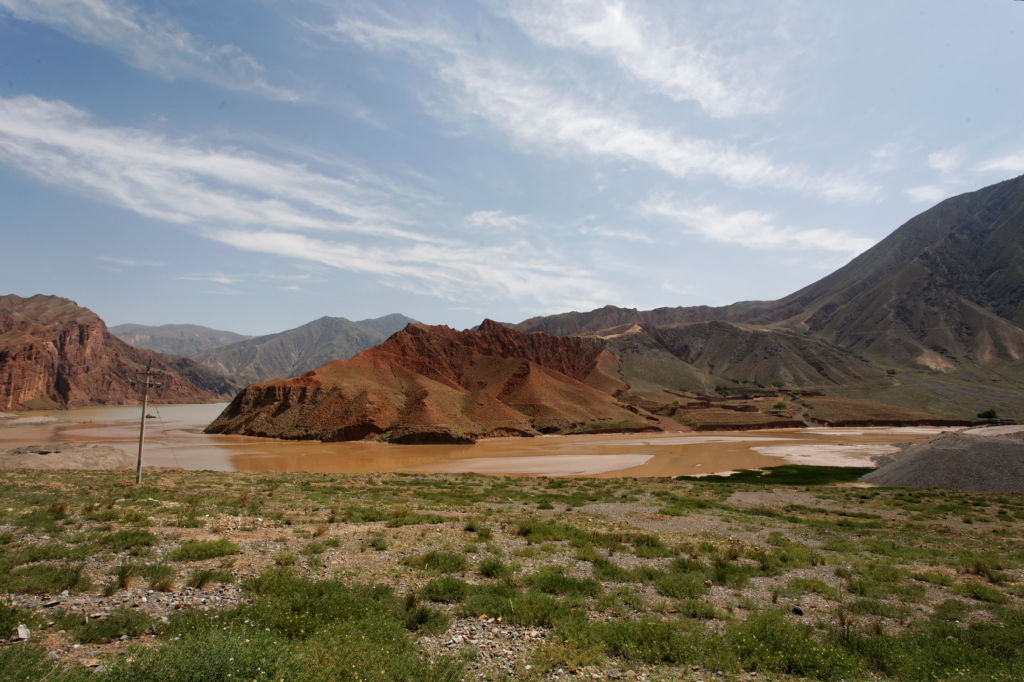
[317, 13, 878, 202]
[639, 197, 875, 254]
[0, 94, 616, 312]
[502, 0, 779, 117]
[0, 0, 295, 100]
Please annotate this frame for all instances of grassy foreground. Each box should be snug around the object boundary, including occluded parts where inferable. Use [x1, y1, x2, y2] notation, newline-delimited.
[1, 466, 1024, 680]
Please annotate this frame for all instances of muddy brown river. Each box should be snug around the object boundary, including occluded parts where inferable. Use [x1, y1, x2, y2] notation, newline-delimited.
[0, 403, 945, 477]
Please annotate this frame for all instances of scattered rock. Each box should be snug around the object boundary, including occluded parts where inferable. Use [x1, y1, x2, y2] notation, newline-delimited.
[15, 623, 30, 640]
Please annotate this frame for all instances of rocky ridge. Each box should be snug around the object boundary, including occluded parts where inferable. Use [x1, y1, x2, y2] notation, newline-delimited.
[0, 294, 229, 410]
[205, 320, 658, 443]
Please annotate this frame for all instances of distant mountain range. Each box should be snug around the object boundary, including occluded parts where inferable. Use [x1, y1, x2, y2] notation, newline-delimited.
[189, 314, 417, 387]
[110, 314, 418, 390]
[211, 175, 1024, 440]
[109, 323, 251, 356]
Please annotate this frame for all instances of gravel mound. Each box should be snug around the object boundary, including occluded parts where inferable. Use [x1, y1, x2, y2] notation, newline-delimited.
[863, 428, 1024, 493]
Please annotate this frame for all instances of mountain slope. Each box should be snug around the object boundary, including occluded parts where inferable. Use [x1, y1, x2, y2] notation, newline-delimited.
[192, 314, 417, 384]
[0, 294, 229, 410]
[205, 320, 655, 443]
[110, 323, 251, 356]
[516, 176, 1024, 373]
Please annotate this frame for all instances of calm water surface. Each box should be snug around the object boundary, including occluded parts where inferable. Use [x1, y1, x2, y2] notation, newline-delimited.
[0, 403, 943, 477]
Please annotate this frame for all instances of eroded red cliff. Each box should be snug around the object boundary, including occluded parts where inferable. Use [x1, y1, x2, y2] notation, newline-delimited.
[0, 294, 222, 410]
[205, 320, 657, 443]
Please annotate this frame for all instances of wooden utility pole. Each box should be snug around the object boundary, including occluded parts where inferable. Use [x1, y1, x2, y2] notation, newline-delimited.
[133, 361, 162, 485]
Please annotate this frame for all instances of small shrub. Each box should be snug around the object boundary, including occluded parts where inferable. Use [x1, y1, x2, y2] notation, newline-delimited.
[404, 550, 467, 573]
[105, 529, 158, 552]
[478, 557, 511, 579]
[140, 563, 175, 592]
[464, 519, 492, 540]
[275, 552, 298, 567]
[422, 576, 469, 603]
[187, 568, 233, 589]
[653, 572, 707, 599]
[530, 636, 606, 673]
[72, 608, 150, 643]
[525, 566, 602, 597]
[677, 599, 716, 619]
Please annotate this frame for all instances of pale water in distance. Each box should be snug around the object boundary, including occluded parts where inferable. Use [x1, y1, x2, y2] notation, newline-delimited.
[1, 404, 944, 477]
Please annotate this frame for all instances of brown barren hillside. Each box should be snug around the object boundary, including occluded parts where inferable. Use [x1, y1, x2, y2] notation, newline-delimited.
[512, 175, 1024, 421]
[0, 294, 230, 410]
[205, 320, 658, 443]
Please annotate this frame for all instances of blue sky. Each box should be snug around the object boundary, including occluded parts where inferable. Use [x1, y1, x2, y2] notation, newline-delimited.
[1, 1, 1022, 335]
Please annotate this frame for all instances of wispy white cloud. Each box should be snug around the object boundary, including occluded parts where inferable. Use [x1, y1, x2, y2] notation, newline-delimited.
[904, 184, 952, 204]
[639, 197, 875, 254]
[0, 95, 418, 240]
[179, 272, 237, 286]
[502, 0, 779, 117]
[869, 143, 901, 173]
[0, 0, 295, 100]
[927, 147, 962, 173]
[211, 228, 617, 311]
[316, 14, 878, 202]
[977, 152, 1024, 175]
[578, 224, 655, 243]
[0, 94, 615, 311]
[467, 210, 529, 232]
[97, 255, 162, 267]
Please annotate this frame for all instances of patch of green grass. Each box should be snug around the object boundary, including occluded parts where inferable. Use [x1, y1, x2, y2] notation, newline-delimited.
[108, 570, 463, 680]
[530, 636, 606, 674]
[478, 557, 511, 579]
[848, 599, 911, 619]
[168, 539, 239, 561]
[70, 608, 151, 643]
[591, 556, 633, 582]
[404, 550, 468, 573]
[726, 609, 861, 680]
[105, 529, 159, 551]
[631, 533, 674, 558]
[952, 581, 1008, 604]
[187, 568, 234, 589]
[676, 598, 717, 619]
[457, 583, 566, 627]
[677, 465, 874, 486]
[140, 563, 176, 591]
[525, 566, 602, 597]
[104, 561, 139, 595]
[1, 562, 91, 594]
[422, 576, 469, 603]
[463, 518, 492, 540]
[652, 571, 707, 599]
[783, 577, 839, 600]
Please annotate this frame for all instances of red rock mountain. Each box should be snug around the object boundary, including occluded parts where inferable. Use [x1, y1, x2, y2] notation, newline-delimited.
[0, 294, 228, 410]
[205, 320, 658, 443]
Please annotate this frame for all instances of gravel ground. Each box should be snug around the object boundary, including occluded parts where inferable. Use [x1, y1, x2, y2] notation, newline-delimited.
[864, 429, 1024, 492]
